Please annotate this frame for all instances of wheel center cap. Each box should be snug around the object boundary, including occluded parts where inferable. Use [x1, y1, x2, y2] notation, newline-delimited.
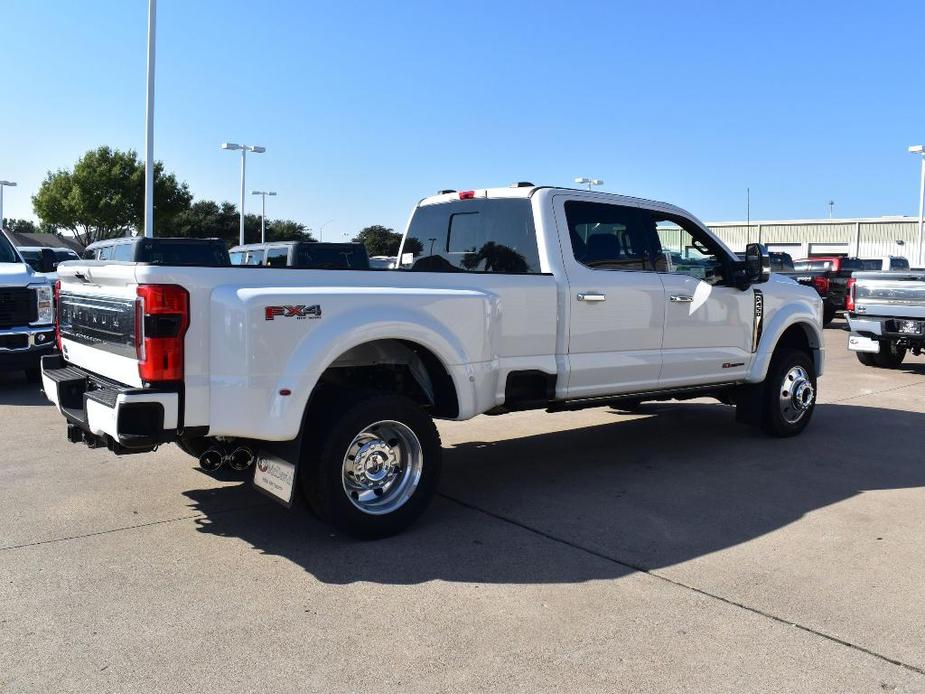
[355, 440, 394, 484]
[792, 381, 814, 411]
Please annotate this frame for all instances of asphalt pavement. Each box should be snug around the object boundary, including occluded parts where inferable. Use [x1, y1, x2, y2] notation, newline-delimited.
[2, 318, 925, 693]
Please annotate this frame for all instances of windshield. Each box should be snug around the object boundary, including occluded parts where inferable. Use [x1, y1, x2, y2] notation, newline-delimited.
[18, 249, 42, 271]
[0, 233, 20, 263]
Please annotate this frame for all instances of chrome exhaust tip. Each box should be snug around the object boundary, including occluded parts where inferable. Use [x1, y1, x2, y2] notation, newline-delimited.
[199, 447, 225, 472]
[228, 446, 254, 471]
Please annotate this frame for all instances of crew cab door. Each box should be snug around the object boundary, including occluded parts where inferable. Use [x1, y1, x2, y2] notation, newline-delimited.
[553, 196, 665, 398]
[653, 213, 754, 386]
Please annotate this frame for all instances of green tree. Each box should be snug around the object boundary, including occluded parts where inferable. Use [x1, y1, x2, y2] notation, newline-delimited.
[173, 200, 315, 246]
[266, 219, 315, 242]
[353, 225, 405, 256]
[2, 218, 60, 235]
[32, 146, 192, 246]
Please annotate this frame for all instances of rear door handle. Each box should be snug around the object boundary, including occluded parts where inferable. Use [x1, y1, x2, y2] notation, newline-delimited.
[669, 295, 694, 303]
[577, 292, 607, 302]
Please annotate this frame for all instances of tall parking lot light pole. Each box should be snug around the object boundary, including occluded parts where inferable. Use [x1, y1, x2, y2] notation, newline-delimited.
[251, 190, 276, 243]
[910, 145, 925, 267]
[222, 143, 266, 245]
[0, 180, 17, 229]
[143, 0, 156, 238]
[575, 177, 603, 192]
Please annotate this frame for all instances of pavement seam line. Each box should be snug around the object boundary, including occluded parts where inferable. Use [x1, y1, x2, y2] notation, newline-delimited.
[439, 492, 925, 678]
[0, 502, 268, 552]
[830, 379, 925, 404]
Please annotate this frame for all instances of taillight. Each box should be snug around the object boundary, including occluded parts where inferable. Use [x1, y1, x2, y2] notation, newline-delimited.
[54, 280, 62, 351]
[135, 284, 189, 383]
[846, 278, 857, 312]
[812, 276, 829, 295]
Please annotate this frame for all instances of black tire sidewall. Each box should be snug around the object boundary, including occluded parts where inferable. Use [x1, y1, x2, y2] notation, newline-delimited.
[762, 349, 816, 437]
[302, 394, 442, 539]
[873, 341, 905, 369]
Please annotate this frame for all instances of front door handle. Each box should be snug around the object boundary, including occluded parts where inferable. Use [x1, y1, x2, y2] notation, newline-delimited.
[577, 292, 607, 302]
[669, 295, 694, 303]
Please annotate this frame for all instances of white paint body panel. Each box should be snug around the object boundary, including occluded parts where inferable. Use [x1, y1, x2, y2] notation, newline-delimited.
[51, 186, 824, 444]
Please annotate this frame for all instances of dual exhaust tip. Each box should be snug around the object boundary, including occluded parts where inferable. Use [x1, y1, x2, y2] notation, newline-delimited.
[200, 445, 254, 472]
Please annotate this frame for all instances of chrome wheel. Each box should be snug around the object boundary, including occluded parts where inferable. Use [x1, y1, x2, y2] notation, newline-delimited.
[341, 420, 423, 515]
[778, 365, 814, 424]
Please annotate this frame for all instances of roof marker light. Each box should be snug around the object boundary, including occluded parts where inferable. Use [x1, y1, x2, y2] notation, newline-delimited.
[458, 191, 475, 200]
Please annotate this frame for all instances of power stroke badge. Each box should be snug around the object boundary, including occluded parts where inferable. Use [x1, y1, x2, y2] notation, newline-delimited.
[265, 304, 322, 320]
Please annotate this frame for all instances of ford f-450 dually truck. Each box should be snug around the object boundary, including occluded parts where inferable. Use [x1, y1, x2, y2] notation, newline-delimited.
[41, 185, 824, 537]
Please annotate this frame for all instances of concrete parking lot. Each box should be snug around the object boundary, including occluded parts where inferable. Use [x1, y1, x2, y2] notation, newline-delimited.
[2, 319, 925, 693]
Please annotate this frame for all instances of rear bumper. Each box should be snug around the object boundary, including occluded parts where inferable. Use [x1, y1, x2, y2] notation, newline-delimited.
[0, 325, 56, 369]
[847, 315, 925, 349]
[41, 354, 181, 453]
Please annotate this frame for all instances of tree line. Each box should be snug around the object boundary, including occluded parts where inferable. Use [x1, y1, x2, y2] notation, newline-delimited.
[9, 145, 407, 256]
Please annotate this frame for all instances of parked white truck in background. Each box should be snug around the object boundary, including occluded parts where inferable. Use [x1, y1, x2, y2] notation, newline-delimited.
[847, 270, 925, 368]
[42, 185, 824, 537]
[0, 232, 56, 381]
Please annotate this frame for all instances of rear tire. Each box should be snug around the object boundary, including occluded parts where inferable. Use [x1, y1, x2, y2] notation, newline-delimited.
[760, 348, 816, 437]
[300, 392, 442, 539]
[873, 340, 905, 369]
[855, 351, 878, 367]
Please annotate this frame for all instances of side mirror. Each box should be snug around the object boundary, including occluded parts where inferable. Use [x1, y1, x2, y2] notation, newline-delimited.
[40, 248, 57, 274]
[744, 243, 770, 284]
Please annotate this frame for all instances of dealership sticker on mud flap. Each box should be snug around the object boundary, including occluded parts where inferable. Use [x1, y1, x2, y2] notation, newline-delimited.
[253, 454, 296, 504]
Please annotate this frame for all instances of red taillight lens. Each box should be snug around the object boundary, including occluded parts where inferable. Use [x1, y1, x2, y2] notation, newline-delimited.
[812, 276, 829, 295]
[53, 279, 62, 351]
[135, 284, 189, 383]
[458, 190, 475, 200]
[846, 278, 857, 312]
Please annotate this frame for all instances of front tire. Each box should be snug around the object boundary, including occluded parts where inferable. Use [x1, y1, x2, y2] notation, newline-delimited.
[761, 348, 817, 437]
[822, 303, 836, 326]
[301, 393, 442, 539]
[873, 340, 905, 369]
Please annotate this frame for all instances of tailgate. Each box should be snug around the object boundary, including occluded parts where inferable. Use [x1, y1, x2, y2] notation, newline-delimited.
[855, 272, 925, 320]
[57, 263, 143, 387]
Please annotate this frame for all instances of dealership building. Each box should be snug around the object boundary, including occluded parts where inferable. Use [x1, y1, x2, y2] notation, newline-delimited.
[702, 216, 921, 261]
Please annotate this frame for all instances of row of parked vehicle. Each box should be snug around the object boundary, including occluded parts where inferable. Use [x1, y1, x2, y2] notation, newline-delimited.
[743, 252, 912, 326]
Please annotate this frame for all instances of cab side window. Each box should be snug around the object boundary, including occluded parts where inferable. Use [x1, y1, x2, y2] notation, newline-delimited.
[564, 201, 660, 271]
[245, 249, 265, 266]
[653, 215, 728, 284]
[97, 245, 112, 261]
[111, 243, 134, 261]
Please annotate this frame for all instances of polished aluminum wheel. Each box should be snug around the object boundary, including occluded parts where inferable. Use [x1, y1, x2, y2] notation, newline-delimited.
[341, 420, 423, 515]
[778, 365, 814, 424]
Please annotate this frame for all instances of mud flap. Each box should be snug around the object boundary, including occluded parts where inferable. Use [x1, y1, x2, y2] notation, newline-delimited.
[734, 382, 764, 427]
[252, 435, 303, 507]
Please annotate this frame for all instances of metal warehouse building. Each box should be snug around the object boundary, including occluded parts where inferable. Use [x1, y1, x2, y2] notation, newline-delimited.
[706, 216, 920, 260]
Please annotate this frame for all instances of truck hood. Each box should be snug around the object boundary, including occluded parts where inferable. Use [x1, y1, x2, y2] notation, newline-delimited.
[0, 262, 41, 287]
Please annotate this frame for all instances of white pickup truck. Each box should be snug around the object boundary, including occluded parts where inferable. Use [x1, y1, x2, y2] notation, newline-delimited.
[847, 270, 925, 368]
[42, 185, 824, 537]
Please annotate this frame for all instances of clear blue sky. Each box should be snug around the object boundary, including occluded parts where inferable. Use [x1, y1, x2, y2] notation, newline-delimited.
[2, 0, 924, 237]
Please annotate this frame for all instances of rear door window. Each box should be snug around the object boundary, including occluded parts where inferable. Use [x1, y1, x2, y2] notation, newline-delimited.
[402, 198, 541, 273]
[97, 245, 112, 261]
[111, 243, 135, 261]
[245, 249, 265, 266]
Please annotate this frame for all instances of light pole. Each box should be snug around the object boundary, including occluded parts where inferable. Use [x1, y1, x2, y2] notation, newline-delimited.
[0, 180, 17, 230]
[827, 200, 834, 219]
[221, 143, 266, 245]
[143, 0, 156, 238]
[251, 190, 277, 243]
[575, 177, 603, 191]
[910, 145, 925, 266]
[318, 219, 334, 242]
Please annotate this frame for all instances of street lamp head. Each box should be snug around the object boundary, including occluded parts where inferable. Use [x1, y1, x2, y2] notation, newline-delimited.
[248, 145, 266, 154]
[0, 181, 17, 187]
[909, 145, 925, 154]
[221, 142, 242, 151]
[591, 179, 604, 186]
[267, 191, 277, 197]
[575, 177, 590, 184]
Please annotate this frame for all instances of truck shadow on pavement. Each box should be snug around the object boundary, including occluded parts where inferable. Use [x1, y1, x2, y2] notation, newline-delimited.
[184, 401, 925, 585]
[0, 373, 50, 406]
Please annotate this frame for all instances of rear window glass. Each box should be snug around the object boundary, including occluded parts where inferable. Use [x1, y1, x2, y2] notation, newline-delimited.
[295, 244, 369, 269]
[839, 258, 863, 271]
[793, 260, 832, 272]
[19, 250, 41, 271]
[139, 240, 230, 266]
[402, 198, 541, 274]
[892, 257, 910, 270]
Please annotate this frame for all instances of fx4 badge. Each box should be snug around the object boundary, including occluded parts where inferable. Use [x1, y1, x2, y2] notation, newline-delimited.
[265, 304, 322, 321]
